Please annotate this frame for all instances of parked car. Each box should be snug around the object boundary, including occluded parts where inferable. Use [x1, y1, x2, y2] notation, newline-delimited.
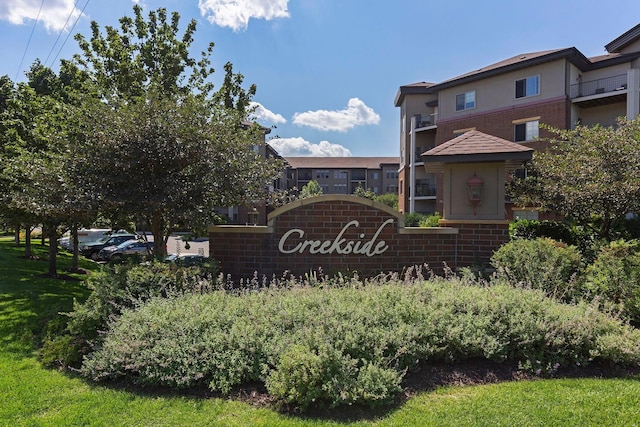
[58, 228, 111, 251]
[164, 253, 209, 267]
[98, 239, 154, 262]
[79, 233, 138, 260]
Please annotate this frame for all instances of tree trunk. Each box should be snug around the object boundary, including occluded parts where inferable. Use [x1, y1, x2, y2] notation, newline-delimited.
[70, 226, 79, 272]
[151, 210, 167, 259]
[14, 227, 20, 246]
[24, 225, 32, 259]
[48, 227, 58, 277]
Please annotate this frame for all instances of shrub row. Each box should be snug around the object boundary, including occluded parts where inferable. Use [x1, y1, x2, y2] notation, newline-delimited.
[491, 238, 640, 325]
[40, 262, 216, 367]
[80, 279, 640, 410]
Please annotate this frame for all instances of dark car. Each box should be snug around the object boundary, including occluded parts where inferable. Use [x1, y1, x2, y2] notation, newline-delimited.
[98, 239, 154, 262]
[164, 253, 209, 267]
[79, 233, 138, 260]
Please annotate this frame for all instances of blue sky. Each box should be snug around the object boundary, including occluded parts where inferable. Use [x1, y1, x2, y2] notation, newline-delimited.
[1, 0, 638, 157]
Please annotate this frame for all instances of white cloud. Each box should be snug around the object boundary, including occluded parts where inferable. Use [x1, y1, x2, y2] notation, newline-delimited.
[292, 98, 381, 132]
[249, 102, 287, 125]
[198, 0, 289, 31]
[269, 137, 352, 157]
[0, 0, 82, 32]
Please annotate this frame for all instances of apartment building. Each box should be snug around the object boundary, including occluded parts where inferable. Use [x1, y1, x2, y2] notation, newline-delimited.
[286, 157, 400, 196]
[395, 23, 640, 218]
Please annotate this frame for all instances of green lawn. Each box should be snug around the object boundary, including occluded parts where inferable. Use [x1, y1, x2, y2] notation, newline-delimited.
[1, 237, 639, 426]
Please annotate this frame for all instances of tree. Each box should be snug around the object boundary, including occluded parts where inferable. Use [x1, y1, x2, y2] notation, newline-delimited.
[71, 6, 282, 258]
[300, 180, 323, 199]
[509, 118, 640, 239]
[353, 184, 376, 200]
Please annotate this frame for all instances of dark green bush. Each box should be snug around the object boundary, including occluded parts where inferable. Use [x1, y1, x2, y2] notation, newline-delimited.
[581, 240, 640, 325]
[405, 212, 440, 227]
[491, 238, 583, 301]
[510, 220, 575, 244]
[404, 212, 428, 227]
[80, 279, 640, 411]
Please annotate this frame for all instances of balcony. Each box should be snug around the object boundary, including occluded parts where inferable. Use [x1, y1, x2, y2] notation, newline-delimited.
[570, 74, 627, 99]
[413, 113, 438, 129]
[415, 185, 437, 198]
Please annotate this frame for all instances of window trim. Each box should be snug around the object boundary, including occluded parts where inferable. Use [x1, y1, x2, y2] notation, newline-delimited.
[513, 118, 540, 142]
[515, 75, 540, 99]
[455, 90, 476, 112]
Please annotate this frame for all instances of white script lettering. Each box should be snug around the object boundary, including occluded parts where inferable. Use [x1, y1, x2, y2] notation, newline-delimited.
[278, 219, 394, 257]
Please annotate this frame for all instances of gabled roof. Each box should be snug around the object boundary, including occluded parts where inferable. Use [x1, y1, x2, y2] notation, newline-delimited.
[422, 130, 533, 163]
[605, 23, 640, 53]
[430, 48, 591, 90]
[286, 157, 399, 169]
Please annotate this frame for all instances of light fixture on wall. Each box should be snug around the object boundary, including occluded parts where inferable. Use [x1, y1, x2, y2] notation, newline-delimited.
[467, 174, 483, 215]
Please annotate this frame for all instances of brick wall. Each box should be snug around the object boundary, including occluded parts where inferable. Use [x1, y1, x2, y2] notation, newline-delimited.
[435, 97, 569, 145]
[210, 196, 509, 282]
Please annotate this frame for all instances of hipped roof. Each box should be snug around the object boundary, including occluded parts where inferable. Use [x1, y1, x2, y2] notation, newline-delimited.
[422, 130, 533, 164]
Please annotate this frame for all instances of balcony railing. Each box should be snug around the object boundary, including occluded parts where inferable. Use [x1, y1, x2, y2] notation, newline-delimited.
[413, 113, 438, 128]
[415, 186, 437, 197]
[570, 74, 627, 98]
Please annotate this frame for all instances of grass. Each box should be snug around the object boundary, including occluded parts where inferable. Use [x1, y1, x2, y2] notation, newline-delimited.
[1, 236, 639, 426]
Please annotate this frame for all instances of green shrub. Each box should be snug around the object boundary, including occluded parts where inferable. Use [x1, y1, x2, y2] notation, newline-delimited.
[419, 212, 441, 227]
[404, 212, 428, 227]
[40, 262, 216, 368]
[405, 212, 440, 227]
[491, 238, 583, 301]
[510, 220, 575, 244]
[80, 279, 640, 411]
[581, 240, 640, 325]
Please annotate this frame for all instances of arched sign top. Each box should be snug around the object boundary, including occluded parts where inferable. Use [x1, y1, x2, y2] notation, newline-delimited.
[267, 194, 404, 227]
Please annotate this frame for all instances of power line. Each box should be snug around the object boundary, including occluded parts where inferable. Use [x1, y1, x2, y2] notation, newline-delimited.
[48, 0, 91, 69]
[44, 0, 81, 67]
[15, 0, 46, 81]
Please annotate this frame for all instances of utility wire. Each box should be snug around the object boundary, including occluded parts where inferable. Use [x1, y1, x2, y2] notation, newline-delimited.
[15, 0, 46, 81]
[44, 0, 80, 68]
[48, 0, 91, 69]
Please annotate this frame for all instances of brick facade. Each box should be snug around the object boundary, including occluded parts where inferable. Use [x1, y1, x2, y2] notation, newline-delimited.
[209, 195, 509, 282]
[435, 97, 568, 148]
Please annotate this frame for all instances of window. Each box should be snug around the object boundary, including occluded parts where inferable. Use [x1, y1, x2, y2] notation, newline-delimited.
[386, 171, 398, 179]
[514, 120, 539, 142]
[455, 90, 475, 111]
[333, 183, 348, 193]
[515, 76, 539, 98]
[372, 172, 379, 180]
[316, 170, 329, 179]
[333, 170, 348, 179]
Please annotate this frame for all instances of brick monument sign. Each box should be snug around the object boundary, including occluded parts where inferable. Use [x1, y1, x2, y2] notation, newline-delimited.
[209, 195, 510, 281]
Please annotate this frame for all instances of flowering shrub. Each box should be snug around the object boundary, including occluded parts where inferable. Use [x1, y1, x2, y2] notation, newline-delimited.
[80, 278, 640, 411]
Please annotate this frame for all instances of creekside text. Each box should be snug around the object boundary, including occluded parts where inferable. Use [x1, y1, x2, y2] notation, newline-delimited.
[278, 218, 394, 257]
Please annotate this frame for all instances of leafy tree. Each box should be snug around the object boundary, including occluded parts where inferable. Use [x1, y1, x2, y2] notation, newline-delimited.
[509, 118, 640, 240]
[374, 192, 399, 210]
[353, 184, 376, 200]
[300, 180, 323, 199]
[71, 6, 282, 257]
[0, 60, 99, 275]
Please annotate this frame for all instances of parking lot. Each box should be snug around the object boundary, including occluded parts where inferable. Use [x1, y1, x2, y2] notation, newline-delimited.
[165, 235, 209, 256]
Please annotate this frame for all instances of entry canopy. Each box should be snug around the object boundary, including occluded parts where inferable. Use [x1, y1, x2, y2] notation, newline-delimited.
[422, 130, 533, 172]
